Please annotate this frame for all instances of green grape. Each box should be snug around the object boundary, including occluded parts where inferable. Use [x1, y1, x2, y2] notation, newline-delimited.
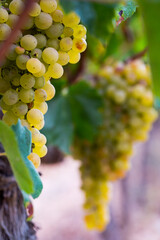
[63, 12, 80, 27]
[31, 48, 42, 59]
[27, 108, 44, 125]
[6, 14, 18, 28]
[28, 152, 41, 168]
[34, 76, 45, 89]
[0, 23, 11, 40]
[34, 89, 47, 102]
[1, 65, 18, 81]
[63, 27, 73, 37]
[22, 17, 34, 30]
[3, 89, 19, 105]
[19, 88, 35, 103]
[46, 38, 59, 50]
[16, 54, 30, 70]
[11, 74, 21, 86]
[40, 0, 57, 13]
[26, 58, 42, 74]
[9, 0, 24, 15]
[35, 12, 52, 30]
[33, 63, 46, 78]
[20, 73, 35, 89]
[45, 23, 64, 38]
[20, 35, 37, 51]
[2, 110, 18, 126]
[12, 101, 28, 117]
[60, 37, 73, 51]
[42, 47, 59, 64]
[29, 2, 41, 17]
[42, 81, 55, 100]
[48, 63, 64, 79]
[33, 144, 48, 158]
[0, 99, 11, 111]
[0, 77, 11, 94]
[34, 101, 48, 114]
[57, 51, 69, 66]
[6, 44, 17, 61]
[34, 34, 47, 49]
[51, 9, 63, 23]
[0, 8, 9, 23]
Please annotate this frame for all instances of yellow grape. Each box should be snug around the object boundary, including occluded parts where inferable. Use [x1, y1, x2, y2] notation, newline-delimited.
[27, 109, 44, 125]
[26, 58, 42, 74]
[28, 152, 41, 168]
[68, 50, 80, 64]
[33, 145, 48, 158]
[42, 81, 56, 101]
[72, 38, 87, 53]
[48, 63, 64, 79]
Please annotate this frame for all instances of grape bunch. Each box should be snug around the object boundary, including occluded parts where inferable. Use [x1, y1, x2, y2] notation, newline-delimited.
[73, 60, 158, 231]
[0, 0, 87, 168]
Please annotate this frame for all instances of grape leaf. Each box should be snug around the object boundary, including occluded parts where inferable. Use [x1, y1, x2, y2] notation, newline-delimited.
[69, 81, 102, 140]
[0, 120, 33, 194]
[60, 0, 116, 44]
[12, 121, 43, 198]
[43, 95, 74, 154]
[138, 0, 160, 107]
[116, 0, 137, 21]
[43, 81, 102, 153]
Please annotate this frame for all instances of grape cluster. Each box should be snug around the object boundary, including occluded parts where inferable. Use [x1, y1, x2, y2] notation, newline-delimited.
[73, 60, 158, 231]
[0, 0, 87, 168]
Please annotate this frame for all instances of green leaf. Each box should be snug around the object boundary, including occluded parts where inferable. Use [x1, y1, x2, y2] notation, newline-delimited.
[138, 0, 160, 107]
[43, 95, 74, 153]
[12, 121, 43, 198]
[116, 0, 137, 21]
[69, 81, 102, 140]
[0, 120, 33, 194]
[60, 0, 116, 43]
[43, 81, 102, 153]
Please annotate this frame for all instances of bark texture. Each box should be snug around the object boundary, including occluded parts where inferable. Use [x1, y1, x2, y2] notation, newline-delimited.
[0, 144, 37, 240]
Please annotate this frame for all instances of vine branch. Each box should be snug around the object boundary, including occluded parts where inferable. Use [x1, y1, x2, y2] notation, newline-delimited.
[125, 47, 148, 63]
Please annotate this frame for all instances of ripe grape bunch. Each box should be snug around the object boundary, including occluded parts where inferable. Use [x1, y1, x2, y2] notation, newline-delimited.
[0, 0, 87, 168]
[73, 60, 158, 231]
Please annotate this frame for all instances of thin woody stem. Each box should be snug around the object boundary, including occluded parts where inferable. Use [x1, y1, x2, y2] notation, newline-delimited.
[0, 152, 7, 157]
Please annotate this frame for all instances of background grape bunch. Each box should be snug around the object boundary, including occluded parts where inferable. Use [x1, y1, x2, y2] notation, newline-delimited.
[73, 60, 158, 231]
[0, 0, 87, 168]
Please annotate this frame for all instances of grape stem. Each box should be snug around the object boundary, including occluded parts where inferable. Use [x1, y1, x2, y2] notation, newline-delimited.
[0, 0, 38, 66]
[0, 152, 6, 157]
[68, 51, 87, 85]
[125, 47, 148, 63]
